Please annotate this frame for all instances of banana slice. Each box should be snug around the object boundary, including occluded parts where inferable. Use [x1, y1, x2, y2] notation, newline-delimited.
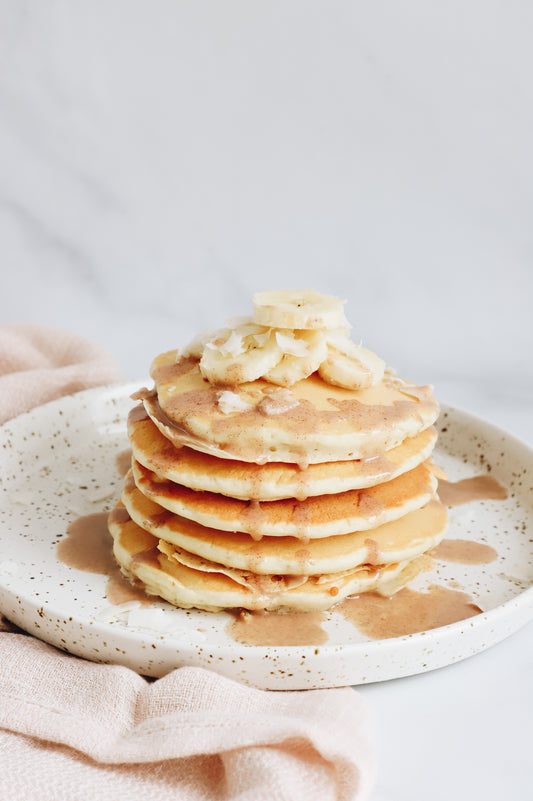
[199, 327, 283, 385]
[318, 331, 385, 389]
[253, 289, 347, 330]
[264, 329, 328, 386]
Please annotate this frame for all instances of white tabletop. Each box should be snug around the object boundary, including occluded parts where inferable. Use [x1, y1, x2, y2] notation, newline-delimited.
[1, 3, 532, 799]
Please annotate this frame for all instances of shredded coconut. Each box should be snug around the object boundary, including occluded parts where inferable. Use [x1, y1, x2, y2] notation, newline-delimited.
[217, 391, 254, 414]
[252, 329, 273, 347]
[275, 331, 309, 357]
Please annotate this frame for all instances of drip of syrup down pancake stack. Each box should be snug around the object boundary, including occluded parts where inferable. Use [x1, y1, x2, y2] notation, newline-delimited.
[109, 290, 448, 612]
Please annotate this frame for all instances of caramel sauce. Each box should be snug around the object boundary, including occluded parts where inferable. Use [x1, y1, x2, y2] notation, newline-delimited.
[151, 356, 199, 384]
[291, 501, 312, 538]
[57, 512, 116, 576]
[227, 609, 328, 646]
[359, 453, 398, 484]
[168, 390, 425, 448]
[363, 537, 381, 564]
[239, 500, 266, 541]
[57, 512, 151, 605]
[295, 548, 312, 568]
[438, 475, 508, 507]
[130, 546, 161, 571]
[127, 404, 150, 424]
[115, 448, 133, 478]
[223, 580, 484, 647]
[105, 573, 150, 605]
[357, 490, 386, 518]
[432, 539, 498, 565]
[338, 585, 482, 639]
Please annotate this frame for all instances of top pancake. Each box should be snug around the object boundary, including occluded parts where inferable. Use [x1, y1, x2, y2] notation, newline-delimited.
[148, 351, 440, 466]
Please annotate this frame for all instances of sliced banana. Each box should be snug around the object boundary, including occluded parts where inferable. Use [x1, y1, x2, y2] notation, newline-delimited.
[318, 331, 385, 389]
[199, 327, 282, 385]
[264, 329, 328, 386]
[253, 289, 347, 330]
[187, 293, 385, 390]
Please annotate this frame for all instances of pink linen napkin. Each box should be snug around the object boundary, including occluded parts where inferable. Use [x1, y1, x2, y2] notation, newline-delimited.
[0, 324, 375, 801]
[0, 324, 123, 425]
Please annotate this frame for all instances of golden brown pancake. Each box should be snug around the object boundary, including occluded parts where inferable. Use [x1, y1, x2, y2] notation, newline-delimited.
[120, 478, 449, 575]
[108, 502, 436, 612]
[128, 405, 438, 500]
[129, 459, 438, 539]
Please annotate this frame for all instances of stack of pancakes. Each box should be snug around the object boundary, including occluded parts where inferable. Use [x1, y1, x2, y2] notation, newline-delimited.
[109, 291, 447, 612]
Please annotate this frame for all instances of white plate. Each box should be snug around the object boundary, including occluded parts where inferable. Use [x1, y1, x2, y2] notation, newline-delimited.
[0, 383, 532, 689]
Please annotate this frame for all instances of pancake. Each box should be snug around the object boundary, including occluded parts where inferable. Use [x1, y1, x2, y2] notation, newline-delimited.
[108, 503, 435, 612]
[121, 478, 449, 575]
[147, 352, 440, 466]
[128, 405, 438, 500]
[130, 459, 438, 539]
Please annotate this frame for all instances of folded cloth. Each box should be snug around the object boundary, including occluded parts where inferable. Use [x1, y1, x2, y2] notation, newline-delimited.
[0, 325, 375, 801]
[0, 323, 123, 424]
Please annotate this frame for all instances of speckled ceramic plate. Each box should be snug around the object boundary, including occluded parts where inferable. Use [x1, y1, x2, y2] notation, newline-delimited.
[0, 383, 532, 689]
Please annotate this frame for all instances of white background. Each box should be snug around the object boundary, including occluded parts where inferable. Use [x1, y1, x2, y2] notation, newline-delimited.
[1, 2, 532, 799]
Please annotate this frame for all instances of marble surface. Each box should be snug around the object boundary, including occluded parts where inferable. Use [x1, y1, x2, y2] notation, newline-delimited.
[1, 3, 532, 799]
